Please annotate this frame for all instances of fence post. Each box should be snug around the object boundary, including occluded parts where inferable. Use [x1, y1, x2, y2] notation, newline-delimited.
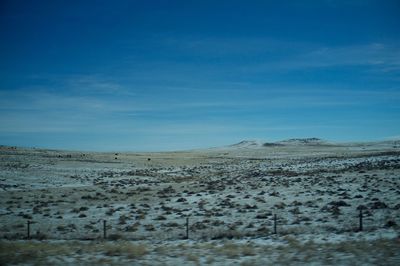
[103, 220, 107, 239]
[27, 220, 31, 239]
[359, 209, 363, 232]
[273, 214, 277, 234]
[186, 217, 189, 239]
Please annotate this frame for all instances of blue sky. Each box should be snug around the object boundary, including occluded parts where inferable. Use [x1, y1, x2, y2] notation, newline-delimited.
[1, 0, 399, 151]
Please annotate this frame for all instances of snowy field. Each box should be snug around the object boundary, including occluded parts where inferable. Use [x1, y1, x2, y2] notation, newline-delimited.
[0, 138, 399, 265]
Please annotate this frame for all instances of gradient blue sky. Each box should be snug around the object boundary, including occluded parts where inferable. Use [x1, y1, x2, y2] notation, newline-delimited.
[1, 0, 400, 151]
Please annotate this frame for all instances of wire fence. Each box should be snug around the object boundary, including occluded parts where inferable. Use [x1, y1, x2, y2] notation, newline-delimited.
[3, 207, 399, 241]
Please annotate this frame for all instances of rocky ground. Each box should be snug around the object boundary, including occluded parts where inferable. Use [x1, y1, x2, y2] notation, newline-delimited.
[0, 139, 399, 265]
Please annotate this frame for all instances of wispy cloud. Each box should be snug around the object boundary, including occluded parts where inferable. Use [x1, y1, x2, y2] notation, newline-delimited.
[229, 42, 400, 73]
[157, 36, 307, 58]
[2, 82, 396, 117]
[290, 43, 400, 69]
[115, 38, 400, 83]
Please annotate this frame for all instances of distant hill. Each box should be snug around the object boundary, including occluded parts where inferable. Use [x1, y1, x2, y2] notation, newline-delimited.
[228, 140, 264, 149]
[277, 138, 329, 145]
[223, 138, 330, 150]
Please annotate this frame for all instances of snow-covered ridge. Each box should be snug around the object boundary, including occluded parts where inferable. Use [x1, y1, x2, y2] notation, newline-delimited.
[277, 137, 329, 145]
[228, 140, 264, 149]
[226, 138, 329, 149]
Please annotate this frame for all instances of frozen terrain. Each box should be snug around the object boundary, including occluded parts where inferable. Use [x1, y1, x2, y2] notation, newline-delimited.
[0, 138, 399, 265]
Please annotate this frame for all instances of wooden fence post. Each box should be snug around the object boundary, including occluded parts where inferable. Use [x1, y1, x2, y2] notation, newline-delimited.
[186, 217, 189, 239]
[27, 220, 31, 239]
[273, 214, 277, 234]
[103, 220, 107, 239]
[359, 209, 363, 232]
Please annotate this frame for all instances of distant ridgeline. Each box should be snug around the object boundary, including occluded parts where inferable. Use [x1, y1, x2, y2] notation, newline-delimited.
[228, 138, 328, 149]
[263, 138, 327, 147]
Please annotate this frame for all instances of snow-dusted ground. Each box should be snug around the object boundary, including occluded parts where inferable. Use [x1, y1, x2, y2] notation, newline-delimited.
[0, 139, 399, 265]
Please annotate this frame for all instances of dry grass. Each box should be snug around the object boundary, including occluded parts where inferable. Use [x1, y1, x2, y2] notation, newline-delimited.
[103, 241, 148, 258]
[0, 241, 72, 264]
[0, 237, 399, 265]
[213, 242, 258, 259]
[0, 240, 148, 265]
[185, 252, 200, 263]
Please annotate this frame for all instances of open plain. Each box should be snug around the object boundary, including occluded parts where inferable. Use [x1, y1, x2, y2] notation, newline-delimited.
[1, 138, 399, 265]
